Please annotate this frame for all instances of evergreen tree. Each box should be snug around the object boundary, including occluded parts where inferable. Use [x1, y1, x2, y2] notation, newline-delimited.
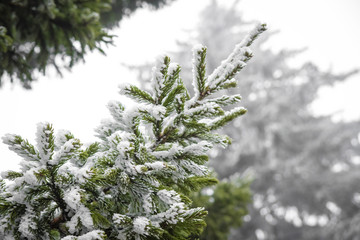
[0, 0, 172, 88]
[0, 24, 266, 239]
[165, 1, 360, 239]
[191, 177, 251, 240]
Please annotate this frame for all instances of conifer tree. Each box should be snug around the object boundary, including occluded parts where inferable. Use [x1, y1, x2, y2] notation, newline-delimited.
[191, 178, 251, 240]
[0, 24, 266, 239]
[0, 0, 172, 88]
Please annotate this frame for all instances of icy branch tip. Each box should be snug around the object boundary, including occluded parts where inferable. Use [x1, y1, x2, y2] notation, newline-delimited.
[239, 22, 267, 48]
[192, 44, 206, 52]
[154, 53, 169, 67]
[118, 82, 131, 94]
[257, 22, 267, 32]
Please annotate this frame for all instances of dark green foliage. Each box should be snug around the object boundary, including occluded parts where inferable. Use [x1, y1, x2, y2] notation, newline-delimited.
[191, 179, 252, 240]
[0, 0, 173, 88]
[193, 45, 207, 98]
[122, 85, 155, 104]
[100, 0, 172, 29]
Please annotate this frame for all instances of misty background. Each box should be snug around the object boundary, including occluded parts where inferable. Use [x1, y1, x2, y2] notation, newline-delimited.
[1, 0, 360, 239]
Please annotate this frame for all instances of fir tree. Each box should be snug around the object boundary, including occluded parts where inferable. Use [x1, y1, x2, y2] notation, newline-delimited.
[0, 24, 266, 239]
[0, 0, 172, 89]
[191, 177, 251, 240]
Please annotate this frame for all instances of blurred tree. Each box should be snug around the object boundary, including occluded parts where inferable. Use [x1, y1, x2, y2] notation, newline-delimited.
[191, 177, 251, 240]
[131, 0, 360, 239]
[0, 0, 173, 89]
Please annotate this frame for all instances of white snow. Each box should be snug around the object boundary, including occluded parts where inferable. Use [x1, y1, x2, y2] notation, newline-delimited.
[158, 189, 181, 204]
[145, 161, 166, 170]
[143, 193, 153, 213]
[200, 94, 242, 106]
[152, 143, 181, 159]
[107, 100, 125, 123]
[138, 104, 166, 120]
[184, 102, 219, 117]
[151, 54, 167, 99]
[18, 208, 36, 239]
[113, 213, 129, 225]
[150, 202, 185, 225]
[66, 205, 94, 234]
[183, 141, 212, 155]
[180, 160, 208, 176]
[64, 187, 82, 210]
[238, 23, 267, 48]
[23, 168, 39, 185]
[133, 216, 150, 235]
[118, 82, 132, 95]
[61, 236, 77, 240]
[35, 122, 53, 163]
[168, 62, 179, 74]
[50, 139, 78, 165]
[161, 113, 177, 132]
[0, 170, 10, 179]
[2, 134, 39, 162]
[55, 130, 71, 150]
[77, 230, 105, 240]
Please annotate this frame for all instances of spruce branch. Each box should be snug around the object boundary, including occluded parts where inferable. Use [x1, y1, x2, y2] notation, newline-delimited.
[2, 134, 40, 162]
[192, 44, 208, 99]
[208, 107, 248, 130]
[206, 23, 267, 97]
[159, 63, 181, 103]
[152, 55, 171, 103]
[238, 23, 267, 48]
[200, 94, 242, 107]
[120, 84, 155, 104]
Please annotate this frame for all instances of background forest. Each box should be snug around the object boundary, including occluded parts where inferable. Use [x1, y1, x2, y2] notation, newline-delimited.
[177, 3, 360, 239]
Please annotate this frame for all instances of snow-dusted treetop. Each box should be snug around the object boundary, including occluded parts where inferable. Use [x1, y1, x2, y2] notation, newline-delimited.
[0, 23, 266, 240]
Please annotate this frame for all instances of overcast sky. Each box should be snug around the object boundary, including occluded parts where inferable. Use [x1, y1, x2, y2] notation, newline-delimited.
[1, 0, 359, 172]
